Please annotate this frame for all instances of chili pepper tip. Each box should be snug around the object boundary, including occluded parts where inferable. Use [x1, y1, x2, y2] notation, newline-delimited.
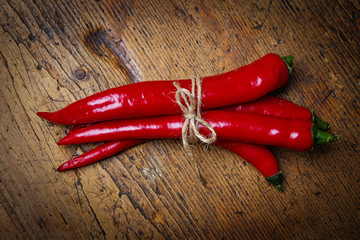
[37, 111, 58, 123]
[57, 165, 65, 171]
[266, 171, 284, 192]
[57, 162, 70, 171]
[57, 137, 69, 145]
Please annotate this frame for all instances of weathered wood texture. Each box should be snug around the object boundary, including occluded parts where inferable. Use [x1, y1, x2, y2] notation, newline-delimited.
[0, 0, 359, 239]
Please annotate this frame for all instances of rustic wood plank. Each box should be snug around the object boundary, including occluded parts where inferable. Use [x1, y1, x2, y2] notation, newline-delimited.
[0, 0, 359, 239]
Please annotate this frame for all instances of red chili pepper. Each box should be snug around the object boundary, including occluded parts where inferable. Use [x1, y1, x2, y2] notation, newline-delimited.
[37, 54, 292, 125]
[222, 95, 330, 130]
[57, 139, 283, 191]
[58, 111, 338, 151]
[66, 96, 330, 131]
[57, 140, 145, 171]
[216, 141, 283, 191]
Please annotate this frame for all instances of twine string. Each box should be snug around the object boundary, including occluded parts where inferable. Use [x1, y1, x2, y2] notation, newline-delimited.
[173, 77, 217, 148]
[173, 77, 217, 180]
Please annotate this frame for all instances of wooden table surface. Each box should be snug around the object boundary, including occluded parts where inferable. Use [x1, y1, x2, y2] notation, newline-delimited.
[1, 0, 359, 239]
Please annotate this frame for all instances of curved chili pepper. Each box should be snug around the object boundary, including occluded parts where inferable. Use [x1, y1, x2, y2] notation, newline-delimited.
[215, 141, 283, 191]
[57, 139, 283, 191]
[57, 111, 338, 151]
[37, 54, 292, 125]
[221, 95, 330, 130]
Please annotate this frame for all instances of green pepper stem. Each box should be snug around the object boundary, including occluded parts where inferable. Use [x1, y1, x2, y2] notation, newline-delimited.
[281, 55, 293, 74]
[311, 110, 331, 131]
[312, 125, 339, 146]
[314, 115, 331, 131]
[265, 171, 284, 192]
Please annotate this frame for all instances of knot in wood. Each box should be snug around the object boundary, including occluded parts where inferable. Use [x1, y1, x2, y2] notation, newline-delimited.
[74, 68, 86, 80]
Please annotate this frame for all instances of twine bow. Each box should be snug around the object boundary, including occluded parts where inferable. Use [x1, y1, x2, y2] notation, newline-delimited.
[173, 77, 217, 150]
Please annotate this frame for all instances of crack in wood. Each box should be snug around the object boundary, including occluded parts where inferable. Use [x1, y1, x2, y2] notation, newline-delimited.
[74, 172, 107, 239]
[84, 29, 142, 83]
[321, 89, 335, 103]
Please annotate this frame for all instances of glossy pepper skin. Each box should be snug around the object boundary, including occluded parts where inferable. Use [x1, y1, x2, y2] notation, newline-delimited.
[59, 96, 326, 190]
[221, 95, 311, 120]
[216, 141, 283, 191]
[37, 54, 290, 125]
[58, 95, 317, 171]
[57, 139, 283, 191]
[57, 140, 275, 176]
[57, 140, 145, 171]
[67, 96, 330, 130]
[59, 95, 323, 173]
[67, 95, 330, 130]
[222, 95, 330, 130]
[216, 141, 279, 178]
[58, 111, 336, 151]
[57, 97, 334, 191]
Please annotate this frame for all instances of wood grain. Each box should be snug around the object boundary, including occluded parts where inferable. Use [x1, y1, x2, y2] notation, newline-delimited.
[0, 0, 359, 239]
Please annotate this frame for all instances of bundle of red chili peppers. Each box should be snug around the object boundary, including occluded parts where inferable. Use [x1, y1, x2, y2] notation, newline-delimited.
[37, 53, 338, 191]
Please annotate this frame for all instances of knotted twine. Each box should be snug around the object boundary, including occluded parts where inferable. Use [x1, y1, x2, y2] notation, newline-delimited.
[173, 77, 217, 180]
